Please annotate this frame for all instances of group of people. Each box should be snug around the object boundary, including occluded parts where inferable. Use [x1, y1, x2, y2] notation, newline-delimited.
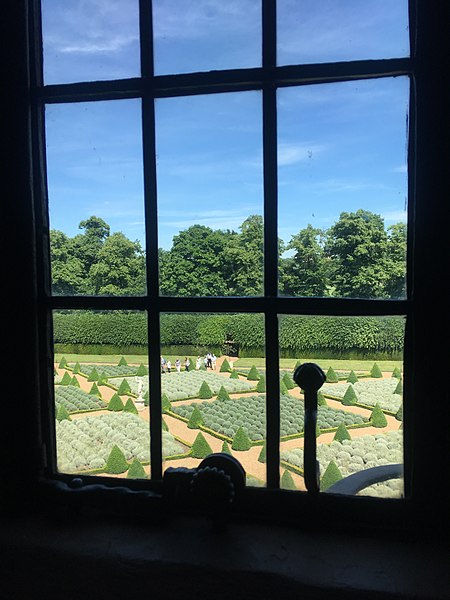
[160, 352, 217, 374]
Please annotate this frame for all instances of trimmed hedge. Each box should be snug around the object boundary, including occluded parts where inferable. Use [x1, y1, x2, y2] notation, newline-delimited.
[321, 460, 343, 491]
[191, 432, 213, 459]
[232, 427, 252, 451]
[281, 469, 297, 490]
[371, 404, 388, 427]
[105, 445, 128, 474]
[127, 459, 146, 479]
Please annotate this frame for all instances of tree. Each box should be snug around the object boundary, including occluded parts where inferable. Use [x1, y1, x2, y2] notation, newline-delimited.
[50, 230, 85, 294]
[226, 215, 264, 296]
[385, 222, 407, 298]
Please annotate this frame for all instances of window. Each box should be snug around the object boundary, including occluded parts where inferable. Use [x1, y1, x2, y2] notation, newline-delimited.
[18, 1, 448, 531]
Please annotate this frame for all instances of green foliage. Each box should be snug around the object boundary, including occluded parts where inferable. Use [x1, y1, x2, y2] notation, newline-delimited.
[191, 432, 213, 459]
[392, 366, 402, 379]
[370, 363, 383, 378]
[326, 366, 339, 383]
[370, 404, 388, 427]
[117, 378, 132, 395]
[229, 370, 239, 379]
[256, 375, 266, 393]
[198, 381, 213, 399]
[127, 458, 147, 479]
[246, 365, 261, 381]
[58, 356, 68, 368]
[87, 367, 99, 382]
[97, 372, 108, 385]
[70, 376, 80, 387]
[118, 356, 128, 366]
[231, 427, 252, 451]
[60, 371, 72, 386]
[162, 418, 168, 431]
[144, 391, 149, 407]
[105, 445, 129, 474]
[321, 461, 343, 491]
[216, 385, 231, 402]
[221, 441, 232, 455]
[136, 363, 148, 376]
[187, 406, 203, 429]
[220, 358, 231, 372]
[123, 398, 138, 414]
[347, 370, 359, 384]
[107, 393, 124, 412]
[394, 379, 403, 395]
[72, 362, 81, 374]
[317, 391, 327, 407]
[395, 405, 403, 422]
[89, 382, 101, 397]
[161, 393, 172, 413]
[279, 379, 288, 395]
[342, 385, 358, 406]
[282, 371, 296, 390]
[281, 469, 297, 490]
[56, 405, 71, 422]
[333, 422, 351, 443]
[258, 443, 266, 463]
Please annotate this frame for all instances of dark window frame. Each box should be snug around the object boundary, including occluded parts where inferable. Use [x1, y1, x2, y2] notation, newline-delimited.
[17, 0, 449, 534]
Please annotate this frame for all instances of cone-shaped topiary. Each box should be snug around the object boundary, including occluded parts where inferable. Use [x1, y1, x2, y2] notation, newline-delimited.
[281, 469, 297, 490]
[127, 458, 147, 479]
[395, 405, 403, 422]
[293, 360, 302, 371]
[87, 367, 99, 382]
[136, 363, 148, 376]
[117, 378, 132, 395]
[246, 365, 261, 381]
[162, 418, 168, 431]
[118, 356, 128, 366]
[70, 376, 80, 387]
[56, 405, 71, 421]
[58, 356, 68, 369]
[61, 371, 72, 386]
[221, 441, 232, 455]
[216, 385, 231, 402]
[97, 372, 108, 385]
[342, 384, 358, 406]
[107, 393, 124, 412]
[394, 379, 403, 395]
[231, 427, 252, 451]
[347, 370, 359, 384]
[198, 381, 213, 399]
[317, 391, 327, 406]
[258, 443, 266, 463]
[105, 445, 128, 474]
[72, 362, 81, 374]
[280, 379, 289, 395]
[187, 406, 204, 429]
[123, 398, 138, 414]
[333, 422, 352, 443]
[370, 363, 383, 378]
[161, 393, 172, 413]
[282, 371, 296, 390]
[144, 391, 149, 407]
[316, 423, 321, 438]
[229, 369, 239, 379]
[371, 404, 388, 427]
[321, 461, 343, 491]
[89, 382, 101, 397]
[220, 358, 231, 372]
[256, 375, 266, 393]
[326, 366, 339, 383]
[392, 366, 402, 379]
[191, 432, 213, 459]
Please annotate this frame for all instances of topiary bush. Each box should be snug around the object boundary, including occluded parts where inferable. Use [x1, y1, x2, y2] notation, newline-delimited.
[136, 363, 148, 376]
[279, 379, 288, 395]
[342, 384, 358, 406]
[117, 379, 132, 395]
[127, 458, 147, 479]
[98, 372, 109, 385]
[144, 391, 149, 407]
[321, 460, 343, 491]
[118, 357, 128, 366]
[89, 382, 101, 397]
[162, 393, 172, 413]
[221, 441, 232, 455]
[220, 358, 231, 372]
[281, 469, 297, 490]
[198, 381, 213, 399]
[123, 398, 138, 414]
[392, 366, 402, 379]
[246, 365, 261, 381]
[347, 370, 359, 384]
[231, 427, 252, 451]
[395, 404, 403, 422]
[370, 403, 388, 427]
[60, 371, 72, 386]
[333, 422, 351, 443]
[216, 385, 231, 402]
[105, 445, 128, 474]
[282, 371, 296, 390]
[107, 393, 124, 412]
[187, 406, 203, 429]
[394, 379, 403, 395]
[229, 370, 239, 379]
[56, 405, 71, 422]
[72, 362, 81, 374]
[256, 375, 266, 393]
[370, 363, 383, 378]
[70, 376, 80, 387]
[326, 367, 339, 383]
[191, 432, 213, 459]
[317, 391, 327, 407]
[58, 356, 68, 368]
[258, 443, 266, 463]
[87, 367, 100, 382]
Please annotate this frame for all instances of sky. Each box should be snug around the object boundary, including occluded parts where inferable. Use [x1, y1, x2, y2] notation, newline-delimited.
[42, 0, 409, 251]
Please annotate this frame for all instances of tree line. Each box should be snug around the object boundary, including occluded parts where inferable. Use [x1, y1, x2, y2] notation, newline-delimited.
[50, 210, 406, 298]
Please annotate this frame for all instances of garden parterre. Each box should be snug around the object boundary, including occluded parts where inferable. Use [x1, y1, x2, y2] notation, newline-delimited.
[322, 378, 402, 412]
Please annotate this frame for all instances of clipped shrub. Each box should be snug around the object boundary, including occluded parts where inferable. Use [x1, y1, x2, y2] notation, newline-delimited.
[281, 469, 297, 490]
[280, 379, 288, 395]
[231, 427, 252, 451]
[144, 391, 149, 407]
[87, 367, 99, 382]
[326, 367, 339, 383]
[161, 393, 172, 413]
[107, 393, 124, 412]
[58, 356, 68, 368]
[60, 371, 72, 386]
[216, 385, 231, 402]
[72, 362, 81, 374]
[370, 363, 383, 378]
[396, 404, 403, 422]
[117, 378, 132, 395]
[342, 384, 358, 406]
[123, 398, 138, 414]
[220, 358, 231, 372]
[282, 372, 296, 390]
[256, 375, 266, 393]
[258, 443, 266, 463]
[293, 360, 302, 371]
[56, 405, 71, 422]
[136, 363, 148, 376]
[127, 459, 146, 479]
[221, 441, 232, 455]
[70, 376, 80, 387]
[321, 461, 343, 491]
[333, 422, 351, 443]
[162, 418, 168, 431]
[229, 370, 239, 379]
[187, 406, 204, 429]
[89, 382, 101, 397]
[317, 391, 327, 407]
[191, 432, 213, 459]
[105, 445, 128, 474]
[347, 370, 359, 384]
[97, 372, 108, 385]
[198, 381, 213, 399]
[118, 356, 128, 366]
[392, 366, 402, 379]
[394, 379, 403, 395]
[246, 365, 261, 381]
[370, 404, 388, 427]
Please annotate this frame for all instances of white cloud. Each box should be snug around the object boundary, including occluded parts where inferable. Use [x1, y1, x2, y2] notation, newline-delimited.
[382, 209, 407, 223]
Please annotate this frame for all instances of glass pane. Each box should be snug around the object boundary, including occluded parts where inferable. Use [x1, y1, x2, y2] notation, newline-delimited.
[41, 0, 140, 84]
[46, 100, 146, 296]
[278, 77, 409, 299]
[277, 0, 409, 66]
[54, 310, 150, 479]
[156, 92, 263, 297]
[160, 313, 266, 488]
[279, 315, 405, 497]
[153, 0, 261, 75]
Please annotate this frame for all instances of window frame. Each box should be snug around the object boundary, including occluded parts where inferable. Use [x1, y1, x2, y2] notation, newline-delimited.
[18, 0, 449, 534]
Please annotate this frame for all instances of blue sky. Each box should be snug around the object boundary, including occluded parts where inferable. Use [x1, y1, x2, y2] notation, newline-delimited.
[43, 0, 409, 251]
